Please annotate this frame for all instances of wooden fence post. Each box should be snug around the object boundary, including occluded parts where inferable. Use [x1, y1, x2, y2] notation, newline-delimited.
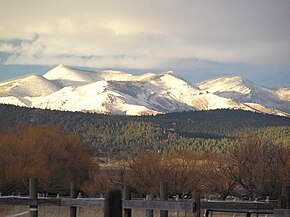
[192, 190, 200, 217]
[29, 177, 38, 217]
[279, 183, 290, 209]
[104, 189, 122, 217]
[278, 196, 286, 209]
[146, 195, 154, 217]
[123, 185, 132, 217]
[70, 182, 77, 217]
[160, 182, 168, 217]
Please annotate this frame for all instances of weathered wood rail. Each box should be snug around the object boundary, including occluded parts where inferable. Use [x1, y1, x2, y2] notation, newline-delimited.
[0, 196, 278, 215]
[0, 178, 289, 217]
[205, 209, 274, 217]
[202, 200, 277, 210]
[0, 197, 194, 210]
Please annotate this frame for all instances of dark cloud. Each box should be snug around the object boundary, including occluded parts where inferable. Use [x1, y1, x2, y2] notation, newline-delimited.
[0, 0, 289, 86]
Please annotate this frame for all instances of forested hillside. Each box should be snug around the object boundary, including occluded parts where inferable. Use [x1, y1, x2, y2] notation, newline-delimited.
[0, 104, 289, 157]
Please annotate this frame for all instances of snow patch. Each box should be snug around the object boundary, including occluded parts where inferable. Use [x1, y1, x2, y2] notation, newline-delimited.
[0, 65, 289, 116]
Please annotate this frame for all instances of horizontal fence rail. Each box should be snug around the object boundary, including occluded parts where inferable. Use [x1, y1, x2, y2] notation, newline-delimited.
[0, 196, 61, 206]
[201, 200, 278, 210]
[123, 199, 193, 211]
[0, 196, 277, 210]
[61, 198, 104, 207]
[205, 209, 274, 217]
[1, 178, 289, 217]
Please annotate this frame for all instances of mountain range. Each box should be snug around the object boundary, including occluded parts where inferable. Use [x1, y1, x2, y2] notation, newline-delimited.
[0, 64, 289, 116]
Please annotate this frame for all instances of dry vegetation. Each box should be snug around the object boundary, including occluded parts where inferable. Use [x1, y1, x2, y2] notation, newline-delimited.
[0, 125, 289, 200]
[0, 125, 97, 194]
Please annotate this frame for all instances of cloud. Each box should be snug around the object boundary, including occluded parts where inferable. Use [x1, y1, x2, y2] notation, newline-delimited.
[0, 0, 289, 70]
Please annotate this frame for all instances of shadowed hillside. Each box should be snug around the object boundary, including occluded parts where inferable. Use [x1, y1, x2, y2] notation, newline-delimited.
[0, 104, 289, 157]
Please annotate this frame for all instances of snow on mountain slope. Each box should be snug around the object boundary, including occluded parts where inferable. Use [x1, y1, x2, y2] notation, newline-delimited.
[196, 76, 275, 101]
[0, 96, 28, 107]
[31, 80, 159, 115]
[244, 103, 289, 117]
[32, 81, 109, 112]
[108, 80, 193, 113]
[43, 64, 101, 87]
[30, 72, 244, 115]
[101, 70, 156, 81]
[141, 72, 250, 111]
[44, 64, 157, 87]
[0, 64, 289, 116]
[0, 74, 60, 98]
[196, 76, 290, 113]
[108, 75, 254, 113]
[197, 76, 251, 94]
[276, 88, 290, 101]
[40, 68, 201, 114]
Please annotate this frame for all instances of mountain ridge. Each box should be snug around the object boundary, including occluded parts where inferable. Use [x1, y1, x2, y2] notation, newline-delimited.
[196, 75, 290, 114]
[0, 64, 289, 116]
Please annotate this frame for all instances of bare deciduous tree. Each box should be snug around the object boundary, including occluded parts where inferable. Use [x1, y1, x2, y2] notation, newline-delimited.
[220, 133, 289, 199]
[0, 125, 96, 194]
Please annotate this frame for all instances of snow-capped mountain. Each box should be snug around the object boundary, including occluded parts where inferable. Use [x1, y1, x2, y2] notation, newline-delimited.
[0, 64, 289, 116]
[43, 64, 157, 87]
[0, 74, 60, 107]
[196, 76, 290, 114]
[0, 74, 59, 97]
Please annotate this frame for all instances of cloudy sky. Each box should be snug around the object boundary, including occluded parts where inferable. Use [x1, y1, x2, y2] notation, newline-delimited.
[0, 0, 289, 87]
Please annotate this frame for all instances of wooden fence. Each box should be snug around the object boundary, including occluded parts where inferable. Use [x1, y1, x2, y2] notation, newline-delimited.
[0, 178, 289, 217]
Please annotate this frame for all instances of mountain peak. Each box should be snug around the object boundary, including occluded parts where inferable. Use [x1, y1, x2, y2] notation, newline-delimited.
[160, 70, 179, 77]
[196, 75, 252, 89]
[149, 70, 188, 83]
[224, 75, 251, 83]
[57, 63, 69, 68]
[50, 64, 80, 72]
[162, 70, 174, 75]
[0, 73, 59, 98]
[53, 63, 67, 69]
[0, 65, 289, 116]
[43, 64, 98, 87]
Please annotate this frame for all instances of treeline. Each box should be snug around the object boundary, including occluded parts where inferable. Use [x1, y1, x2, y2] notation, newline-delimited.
[0, 105, 289, 157]
[151, 110, 290, 138]
[0, 125, 289, 200]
